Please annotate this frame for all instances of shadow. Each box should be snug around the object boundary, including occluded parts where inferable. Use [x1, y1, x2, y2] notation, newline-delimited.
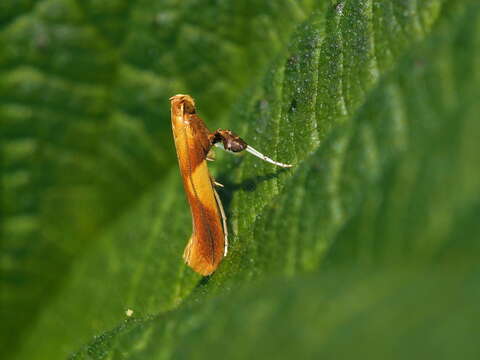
[190, 166, 288, 282]
[195, 274, 211, 287]
[216, 167, 290, 217]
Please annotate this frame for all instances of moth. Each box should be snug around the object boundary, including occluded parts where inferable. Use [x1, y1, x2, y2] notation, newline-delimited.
[170, 94, 292, 275]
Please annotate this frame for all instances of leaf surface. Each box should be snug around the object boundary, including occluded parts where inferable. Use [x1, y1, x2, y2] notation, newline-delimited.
[2, 1, 479, 359]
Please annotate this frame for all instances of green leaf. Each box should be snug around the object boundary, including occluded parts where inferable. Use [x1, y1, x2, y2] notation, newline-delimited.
[2, 0, 480, 359]
[1, 0, 316, 357]
[72, 266, 480, 360]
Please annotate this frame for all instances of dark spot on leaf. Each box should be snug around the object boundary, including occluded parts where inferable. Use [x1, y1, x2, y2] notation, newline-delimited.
[287, 55, 299, 67]
[289, 98, 297, 113]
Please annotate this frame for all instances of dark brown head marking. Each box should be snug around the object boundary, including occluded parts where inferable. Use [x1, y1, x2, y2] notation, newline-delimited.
[183, 101, 196, 114]
[223, 131, 247, 152]
[169, 94, 196, 114]
[212, 129, 247, 152]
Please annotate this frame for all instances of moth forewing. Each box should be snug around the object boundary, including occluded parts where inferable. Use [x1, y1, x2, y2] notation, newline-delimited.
[170, 94, 226, 276]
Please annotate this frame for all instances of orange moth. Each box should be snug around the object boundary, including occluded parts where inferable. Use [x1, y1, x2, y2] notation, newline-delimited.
[170, 94, 291, 275]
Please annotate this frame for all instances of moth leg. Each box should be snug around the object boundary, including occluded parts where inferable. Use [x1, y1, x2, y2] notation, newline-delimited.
[206, 148, 216, 162]
[211, 179, 228, 256]
[211, 128, 293, 168]
[209, 173, 224, 188]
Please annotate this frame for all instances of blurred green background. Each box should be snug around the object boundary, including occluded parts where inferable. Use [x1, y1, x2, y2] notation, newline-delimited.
[1, 0, 480, 359]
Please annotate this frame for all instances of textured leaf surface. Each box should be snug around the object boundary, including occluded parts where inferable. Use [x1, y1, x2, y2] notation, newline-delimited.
[1, 0, 316, 357]
[1, 1, 479, 359]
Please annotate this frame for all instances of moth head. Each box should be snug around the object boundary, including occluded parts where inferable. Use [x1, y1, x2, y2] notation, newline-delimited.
[214, 130, 247, 152]
[169, 94, 196, 114]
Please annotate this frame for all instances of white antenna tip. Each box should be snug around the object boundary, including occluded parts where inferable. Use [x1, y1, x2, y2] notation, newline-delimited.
[245, 146, 293, 168]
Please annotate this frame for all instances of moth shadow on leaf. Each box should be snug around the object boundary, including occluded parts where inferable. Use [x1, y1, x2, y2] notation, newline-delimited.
[216, 167, 290, 217]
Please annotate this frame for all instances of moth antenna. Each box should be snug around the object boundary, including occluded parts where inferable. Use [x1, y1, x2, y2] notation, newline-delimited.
[245, 145, 293, 168]
[214, 136, 293, 168]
